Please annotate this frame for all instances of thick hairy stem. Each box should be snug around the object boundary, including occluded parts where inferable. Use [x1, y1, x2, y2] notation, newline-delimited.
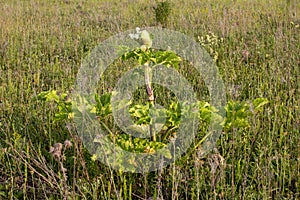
[144, 62, 156, 141]
[145, 63, 154, 102]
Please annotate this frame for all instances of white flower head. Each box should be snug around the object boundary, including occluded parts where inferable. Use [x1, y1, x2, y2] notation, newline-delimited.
[135, 27, 141, 34]
[129, 27, 152, 51]
[140, 30, 152, 48]
[129, 27, 142, 40]
[129, 33, 139, 40]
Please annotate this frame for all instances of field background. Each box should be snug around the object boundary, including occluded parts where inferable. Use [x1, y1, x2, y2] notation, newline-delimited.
[0, 0, 299, 199]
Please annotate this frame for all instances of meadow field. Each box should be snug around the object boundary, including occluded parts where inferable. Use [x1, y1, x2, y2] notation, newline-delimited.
[0, 0, 299, 199]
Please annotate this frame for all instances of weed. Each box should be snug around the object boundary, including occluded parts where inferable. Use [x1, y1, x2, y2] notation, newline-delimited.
[0, 0, 299, 199]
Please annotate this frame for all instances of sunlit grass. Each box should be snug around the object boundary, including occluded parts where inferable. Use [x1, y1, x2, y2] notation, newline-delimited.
[0, 0, 299, 199]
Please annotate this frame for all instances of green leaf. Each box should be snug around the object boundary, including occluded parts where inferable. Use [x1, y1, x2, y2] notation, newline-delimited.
[37, 90, 60, 103]
[224, 100, 251, 130]
[156, 148, 172, 159]
[126, 124, 149, 135]
[253, 98, 269, 112]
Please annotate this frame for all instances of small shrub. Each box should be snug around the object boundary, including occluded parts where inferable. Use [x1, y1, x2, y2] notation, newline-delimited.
[154, 1, 172, 26]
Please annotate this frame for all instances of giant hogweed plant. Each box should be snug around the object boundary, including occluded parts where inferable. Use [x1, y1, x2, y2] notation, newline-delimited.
[38, 29, 268, 167]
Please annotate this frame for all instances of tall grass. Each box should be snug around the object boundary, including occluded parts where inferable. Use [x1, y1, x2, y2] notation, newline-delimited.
[0, 0, 299, 199]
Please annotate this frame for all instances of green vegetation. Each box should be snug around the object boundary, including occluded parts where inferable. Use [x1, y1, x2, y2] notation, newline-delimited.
[154, 1, 172, 26]
[0, 0, 299, 199]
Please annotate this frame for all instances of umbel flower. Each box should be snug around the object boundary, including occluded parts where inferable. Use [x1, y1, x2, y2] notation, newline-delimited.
[129, 27, 152, 51]
[129, 27, 141, 39]
[140, 30, 152, 50]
